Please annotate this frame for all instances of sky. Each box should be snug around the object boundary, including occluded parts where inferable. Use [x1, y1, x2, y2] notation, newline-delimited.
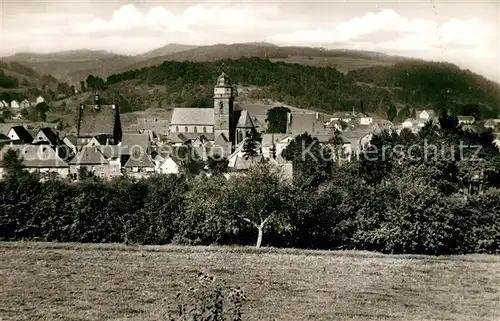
[1, 0, 499, 82]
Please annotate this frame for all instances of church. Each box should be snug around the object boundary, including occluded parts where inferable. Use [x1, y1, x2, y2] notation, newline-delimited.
[167, 72, 257, 157]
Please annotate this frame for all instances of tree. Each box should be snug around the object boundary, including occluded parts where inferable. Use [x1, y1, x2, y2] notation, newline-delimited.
[35, 102, 49, 121]
[225, 163, 291, 248]
[86, 75, 105, 91]
[387, 104, 397, 122]
[207, 154, 229, 175]
[80, 81, 86, 93]
[242, 128, 262, 160]
[265, 106, 291, 133]
[281, 132, 332, 186]
[2, 149, 25, 177]
[177, 145, 205, 176]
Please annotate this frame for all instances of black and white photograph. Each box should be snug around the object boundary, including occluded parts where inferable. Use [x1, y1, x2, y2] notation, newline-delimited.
[0, 0, 499, 320]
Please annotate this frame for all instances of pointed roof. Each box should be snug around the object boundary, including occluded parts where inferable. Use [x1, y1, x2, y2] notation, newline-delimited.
[9, 126, 33, 143]
[69, 146, 108, 165]
[33, 127, 61, 146]
[123, 149, 155, 168]
[236, 110, 255, 128]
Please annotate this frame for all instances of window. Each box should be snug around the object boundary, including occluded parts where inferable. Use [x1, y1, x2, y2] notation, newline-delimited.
[175, 126, 179, 132]
[194, 127, 197, 133]
[203, 127, 207, 133]
[185, 126, 188, 132]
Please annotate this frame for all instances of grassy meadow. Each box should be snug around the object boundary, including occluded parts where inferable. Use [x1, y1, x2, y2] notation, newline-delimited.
[0, 242, 499, 321]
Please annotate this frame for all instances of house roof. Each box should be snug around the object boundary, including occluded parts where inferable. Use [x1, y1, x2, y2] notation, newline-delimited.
[123, 149, 155, 168]
[63, 135, 77, 146]
[97, 145, 121, 159]
[457, 115, 475, 122]
[236, 110, 255, 128]
[287, 112, 325, 135]
[77, 104, 119, 137]
[120, 133, 150, 155]
[9, 126, 33, 143]
[33, 127, 60, 146]
[170, 108, 214, 125]
[69, 146, 108, 165]
[0, 144, 69, 168]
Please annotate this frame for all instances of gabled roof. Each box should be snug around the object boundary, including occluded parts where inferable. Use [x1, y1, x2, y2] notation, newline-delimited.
[77, 104, 120, 137]
[9, 126, 33, 143]
[287, 112, 325, 135]
[0, 144, 68, 168]
[170, 108, 214, 125]
[69, 146, 108, 165]
[236, 110, 255, 128]
[33, 127, 60, 146]
[123, 149, 155, 168]
[63, 135, 77, 146]
[120, 133, 150, 155]
[97, 145, 120, 159]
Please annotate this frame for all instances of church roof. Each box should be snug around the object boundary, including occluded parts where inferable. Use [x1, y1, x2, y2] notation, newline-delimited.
[170, 108, 214, 126]
[77, 104, 120, 137]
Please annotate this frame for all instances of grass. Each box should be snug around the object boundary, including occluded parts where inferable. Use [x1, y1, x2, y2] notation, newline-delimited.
[1, 242, 499, 321]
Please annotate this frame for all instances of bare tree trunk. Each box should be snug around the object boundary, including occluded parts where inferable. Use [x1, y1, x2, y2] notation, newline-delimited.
[256, 226, 263, 248]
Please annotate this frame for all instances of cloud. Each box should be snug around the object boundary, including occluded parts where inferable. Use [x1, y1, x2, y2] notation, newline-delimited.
[73, 3, 281, 35]
[267, 9, 496, 58]
[1, 5, 497, 82]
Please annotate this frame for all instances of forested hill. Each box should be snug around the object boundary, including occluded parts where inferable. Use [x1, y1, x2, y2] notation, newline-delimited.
[106, 57, 500, 119]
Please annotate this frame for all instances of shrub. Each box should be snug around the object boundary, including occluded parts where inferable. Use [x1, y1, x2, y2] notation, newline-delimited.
[166, 272, 246, 321]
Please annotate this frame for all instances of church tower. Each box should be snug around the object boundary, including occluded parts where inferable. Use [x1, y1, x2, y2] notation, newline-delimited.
[213, 72, 234, 145]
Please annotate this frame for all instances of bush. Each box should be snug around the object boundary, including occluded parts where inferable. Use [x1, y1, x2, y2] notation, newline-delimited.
[166, 272, 246, 321]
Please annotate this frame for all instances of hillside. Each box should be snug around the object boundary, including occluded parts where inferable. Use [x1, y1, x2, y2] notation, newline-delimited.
[100, 57, 500, 120]
[3, 43, 415, 85]
[138, 44, 200, 59]
[123, 43, 412, 72]
[0, 61, 66, 104]
[2, 50, 139, 85]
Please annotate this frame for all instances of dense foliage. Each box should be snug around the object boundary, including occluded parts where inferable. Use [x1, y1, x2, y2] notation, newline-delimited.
[1, 117, 500, 255]
[104, 58, 500, 118]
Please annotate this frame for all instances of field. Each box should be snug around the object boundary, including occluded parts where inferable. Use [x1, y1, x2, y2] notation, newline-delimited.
[1, 242, 499, 321]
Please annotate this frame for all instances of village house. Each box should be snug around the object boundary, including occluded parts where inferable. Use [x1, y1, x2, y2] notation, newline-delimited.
[7, 126, 33, 144]
[0, 144, 70, 179]
[457, 115, 475, 125]
[36, 96, 45, 104]
[75, 93, 122, 148]
[155, 155, 180, 175]
[122, 149, 155, 178]
[10, 100, 20, 109]
[69, 146, 119, 179]
[20, 99, 30, 109]
[416, 109, 436, 122]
